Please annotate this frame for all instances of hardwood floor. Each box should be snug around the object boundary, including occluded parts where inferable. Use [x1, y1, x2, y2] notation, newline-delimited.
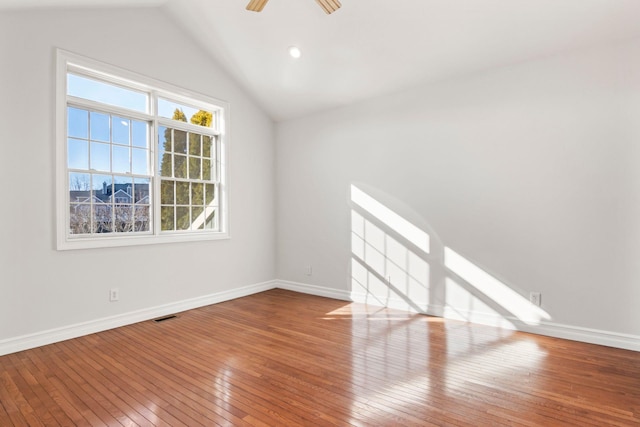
[1, 289, 638, 426]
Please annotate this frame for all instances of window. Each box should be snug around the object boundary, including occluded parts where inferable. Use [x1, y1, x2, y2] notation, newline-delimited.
[56, 50, 228, 250]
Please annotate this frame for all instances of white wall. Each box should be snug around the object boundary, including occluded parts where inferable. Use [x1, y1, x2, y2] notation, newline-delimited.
[0, 7, 275, 348]
[276, 39, 640, 348]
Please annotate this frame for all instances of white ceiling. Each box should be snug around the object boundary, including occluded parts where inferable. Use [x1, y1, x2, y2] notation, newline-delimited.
[4, 0, 640, 121]
[0, 0, 164, 8]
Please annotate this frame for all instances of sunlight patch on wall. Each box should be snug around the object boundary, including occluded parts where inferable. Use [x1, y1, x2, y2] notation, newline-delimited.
[352, 257, 397, 307]
[444, 278, 516, 329]
[351, 208, 430, 312]
[444, 248, 550, 325]
[351, 185, 429, 254]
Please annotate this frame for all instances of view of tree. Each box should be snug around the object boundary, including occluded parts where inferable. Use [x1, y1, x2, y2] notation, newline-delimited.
[190, 109, 213, 127]
[69, 205, 91, 234]
[70, 174, 90, 191]
[160, 108, 215, 231]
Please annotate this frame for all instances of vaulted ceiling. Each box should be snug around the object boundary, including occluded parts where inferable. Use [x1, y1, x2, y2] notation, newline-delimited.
[3, 0, 640, 121]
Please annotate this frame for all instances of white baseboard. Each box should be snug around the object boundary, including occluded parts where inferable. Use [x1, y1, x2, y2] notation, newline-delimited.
[2, 279, 638, 356]
[517, 321, 640, 352]
[0, 280, 277, 357]
[276, 280, 352, 301]
[274, 280, 640, 352]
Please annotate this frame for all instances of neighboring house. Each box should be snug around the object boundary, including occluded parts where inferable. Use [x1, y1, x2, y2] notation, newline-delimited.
[70, 182, 150, 205]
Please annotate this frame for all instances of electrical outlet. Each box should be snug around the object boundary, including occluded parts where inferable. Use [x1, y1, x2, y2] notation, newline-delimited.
[529, 292, 541, 307]
[110, 288, 120, 302]
[305, 265, 313, 276]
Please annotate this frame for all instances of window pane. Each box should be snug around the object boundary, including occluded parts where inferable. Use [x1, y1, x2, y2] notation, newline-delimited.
[202, 159, 211, 181]
[159, 154, 172, 177]
[69, 173, 92, 235]
[205, 184, 215, 205]
[159, 126, 170, 150]
[68, 107, 88, 139]
[133, 177, 150, 204]
[112, 117, 130, 145]
[161, 180, 174, 205]
[158, 98, 214, 128]
[90, 142, 111, 172]
[90, 112, 110, 142]
[176, 206, 190, 230]
[159, 102, 189, 123]
[132, 120, 148, 148]
[192, 206, 204, 229]
[174, 155, 187, 179]
[174, 130, 187, 154]
[205, 207, 216, 230]
[114, 204, 133, 232]
[176, 181, 189, 205]
[68, 73, 148, 113]
[68, 138, 88, 170]
[161, 206, 174, 231]
[69, 172, 91, 194]
[189, 157, 201, 180]
[132, 148, 148, 175]
[191, 182, 204, 206]
[69, 204, 91, 235]
[134, 205, 150, 232]
[113, 176, 133, 204]
[112, 145, 130, 174]
[92, 174, 112, 201]
[93, 204, 113, 233]
[189, 134, 201, 156]
[92, 176, 112, 235]
[203, 136, 213, 158]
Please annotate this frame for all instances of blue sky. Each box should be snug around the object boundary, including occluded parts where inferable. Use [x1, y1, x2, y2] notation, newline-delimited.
[67, 107, 150, 181]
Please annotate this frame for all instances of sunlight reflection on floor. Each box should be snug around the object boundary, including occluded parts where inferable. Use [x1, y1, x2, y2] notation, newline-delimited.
[325, 302, 548, 424]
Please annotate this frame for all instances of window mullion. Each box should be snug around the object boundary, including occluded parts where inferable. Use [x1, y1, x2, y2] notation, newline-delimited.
[152, 113, 161, 237]
[216, 135, 220, 183]
[156, 117, 220, 136]
[186, 130, 190, 188]
[149, 92, 162, 236]
[67, 96, 152, 123]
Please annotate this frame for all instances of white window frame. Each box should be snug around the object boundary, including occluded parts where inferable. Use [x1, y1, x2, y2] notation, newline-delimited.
[56, 49, 229, 250]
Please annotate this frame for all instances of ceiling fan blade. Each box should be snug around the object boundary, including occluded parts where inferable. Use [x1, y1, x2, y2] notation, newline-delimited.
[246, 0, 269, 12]
[315, 0, 341, 14]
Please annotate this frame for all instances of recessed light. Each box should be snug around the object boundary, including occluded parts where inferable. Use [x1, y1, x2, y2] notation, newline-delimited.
[288, 46, 302, 59]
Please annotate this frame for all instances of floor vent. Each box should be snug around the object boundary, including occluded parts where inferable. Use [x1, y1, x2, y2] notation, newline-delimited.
[153, 315, 177, 323]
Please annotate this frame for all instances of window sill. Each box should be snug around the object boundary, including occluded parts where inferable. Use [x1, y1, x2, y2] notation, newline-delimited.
[56, 231, 230, 251]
